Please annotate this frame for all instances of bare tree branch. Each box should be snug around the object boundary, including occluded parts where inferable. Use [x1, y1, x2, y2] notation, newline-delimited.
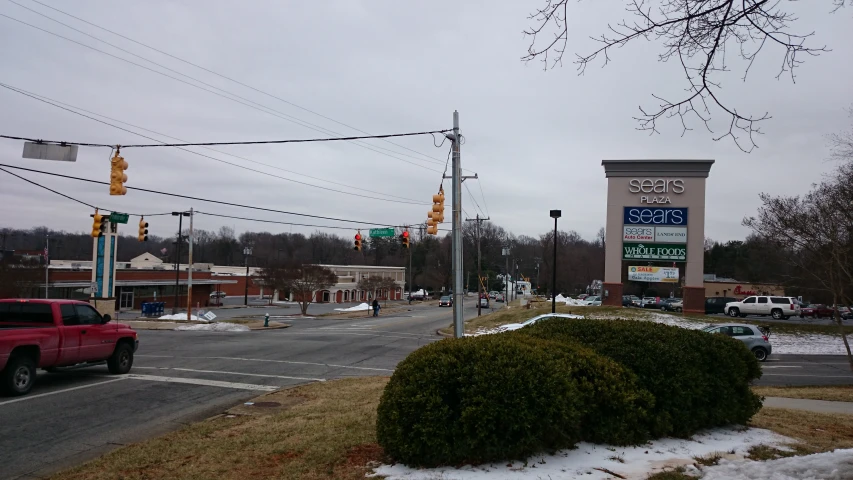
[523, 0, 845, 152]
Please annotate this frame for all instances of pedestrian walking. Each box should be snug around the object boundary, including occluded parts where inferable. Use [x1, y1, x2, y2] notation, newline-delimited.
[372, 298, 380, 317]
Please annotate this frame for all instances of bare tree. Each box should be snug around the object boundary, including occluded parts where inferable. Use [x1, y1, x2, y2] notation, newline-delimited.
[258, 263, 336, 316]
[523, 0, 847, 152]
[744, 164, 853, 371]
[0, 258, 42, 298]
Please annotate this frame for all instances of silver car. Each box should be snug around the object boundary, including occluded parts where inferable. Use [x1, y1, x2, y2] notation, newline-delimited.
[701, 323, 772, 361]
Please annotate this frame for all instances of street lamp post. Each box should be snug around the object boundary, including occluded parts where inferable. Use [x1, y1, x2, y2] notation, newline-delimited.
[550, 210, 561, 313]
[243, 246, 253, 306]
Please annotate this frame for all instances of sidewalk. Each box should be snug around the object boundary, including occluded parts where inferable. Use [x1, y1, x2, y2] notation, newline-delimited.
[125, 320, 290, 331]
[764, 396, 853, 415]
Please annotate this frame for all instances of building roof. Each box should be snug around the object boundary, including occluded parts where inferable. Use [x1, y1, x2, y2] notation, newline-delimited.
[130, 252, 163, 264]
[48, 279, 237, 288]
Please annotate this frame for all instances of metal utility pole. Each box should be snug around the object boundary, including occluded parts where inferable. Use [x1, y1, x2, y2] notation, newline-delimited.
[466, 214, 489, 316]
[44, 233, 49, 299]
[550, 210, 561, 313]
[450, 111, 464, 338]
[171, 211, 190, 314]
[408, 231, 413, 304]
[186, 208, 194, 321]
[502, 247, 509, 305]
[243, 246, 253, 306]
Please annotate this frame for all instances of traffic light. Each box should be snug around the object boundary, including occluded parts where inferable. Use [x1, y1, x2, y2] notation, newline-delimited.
[400, 230, 410, 248]
[109, 150, 128, 195]
[138, 218, 149, 242]
[90, 210, 107, 238]
[426, 188, 444, 235]
[354, 232, 362, 251]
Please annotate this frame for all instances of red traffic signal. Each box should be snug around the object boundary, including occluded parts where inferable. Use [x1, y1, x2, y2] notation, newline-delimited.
[400, 230, 410, 248]
[354, 232, 362, 251]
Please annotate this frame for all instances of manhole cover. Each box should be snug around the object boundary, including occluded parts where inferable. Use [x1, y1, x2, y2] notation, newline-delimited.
[251, 401, 281, 408]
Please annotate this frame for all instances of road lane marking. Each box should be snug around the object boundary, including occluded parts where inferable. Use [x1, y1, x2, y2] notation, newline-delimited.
[762, 366, 802, 369]
[302, 330, 431, 340]
[127, 374, 278, 391]
[136, 354, 394, 372]
[0, 378, 126, 407]
[761, 374, 853, 378]
[134, 366, 325, 382]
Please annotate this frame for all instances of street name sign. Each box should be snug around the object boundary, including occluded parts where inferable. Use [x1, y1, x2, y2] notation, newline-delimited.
[22, 142, 78, 162]
[369, 228, 395, 237]
[109, 212, 129, 224]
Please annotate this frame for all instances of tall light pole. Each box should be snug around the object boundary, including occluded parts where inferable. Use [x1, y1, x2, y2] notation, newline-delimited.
[550, 210, 561, 313]
[171, 211, 190, 314]
[243, 246, 253, 306]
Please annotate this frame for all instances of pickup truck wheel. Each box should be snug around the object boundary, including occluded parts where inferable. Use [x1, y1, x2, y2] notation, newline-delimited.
[771, 309, 784, 320]
[107, 343, 134, 375]
[676, 307, 683, 312]
[752, 347, 768, 362]
[728, 308, 740, 317]
[2, 356, 36, 396]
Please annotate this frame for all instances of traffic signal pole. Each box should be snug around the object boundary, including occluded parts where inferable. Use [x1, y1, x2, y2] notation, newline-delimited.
[186, 208, 193, 322]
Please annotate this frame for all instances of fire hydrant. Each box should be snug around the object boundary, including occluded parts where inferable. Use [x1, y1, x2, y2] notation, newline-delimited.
[264, 313, 270, 328]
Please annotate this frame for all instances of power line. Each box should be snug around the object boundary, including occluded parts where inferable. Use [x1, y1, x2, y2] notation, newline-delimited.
[464, 182, 485, 217]
[0, 83, 429, 205]
[0, 129, 450, 149]
[477, 179, 491, 218]
[0, 10, 447, 172]
[0, 163, 423, 228]
[0, 166, 171, 217]
[24, 0, 450, 166]
[195, 211, 450, 232]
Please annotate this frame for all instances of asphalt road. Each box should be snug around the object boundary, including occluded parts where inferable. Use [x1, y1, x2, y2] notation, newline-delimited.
[2, 305, 851, 479]
[0, 303, 468, 480]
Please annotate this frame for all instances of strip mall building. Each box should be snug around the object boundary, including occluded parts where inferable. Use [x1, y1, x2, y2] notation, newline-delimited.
[46, 253, 405, 310]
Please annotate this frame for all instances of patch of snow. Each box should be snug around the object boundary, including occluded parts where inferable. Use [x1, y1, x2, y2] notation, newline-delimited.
[372, 427, 793, 480]
[157, 314, 208, 322]
[174, 323, 250, 332]
[334, 302, 370, 312]
[702, 448, 853, 480]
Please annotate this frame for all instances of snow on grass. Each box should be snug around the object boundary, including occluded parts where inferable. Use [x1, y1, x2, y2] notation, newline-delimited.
[702, 448, 853, 480]
[372, 427, 794, 480]
[334, 302, 370, 312]
[174, 323, 249, 332]
[157, 314, 208, 322]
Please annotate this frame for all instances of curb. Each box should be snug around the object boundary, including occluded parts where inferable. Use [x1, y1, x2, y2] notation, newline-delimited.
[248, 323, 291, 331]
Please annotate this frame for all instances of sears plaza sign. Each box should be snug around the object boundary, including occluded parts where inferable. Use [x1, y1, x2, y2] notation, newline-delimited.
[628, 178, 684, 205]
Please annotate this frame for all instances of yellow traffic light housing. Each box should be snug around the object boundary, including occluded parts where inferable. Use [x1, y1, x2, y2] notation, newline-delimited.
[354, 232, 362, 251]
[138, 218, 149, 242]
[426, 187, 445, 235]
[110, 148, 128, 196]
[400, 230, 410, 248]
[91, 210, 107, 238]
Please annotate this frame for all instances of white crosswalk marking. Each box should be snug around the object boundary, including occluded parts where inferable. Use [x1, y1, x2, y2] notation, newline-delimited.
[127, 374, 278, 391]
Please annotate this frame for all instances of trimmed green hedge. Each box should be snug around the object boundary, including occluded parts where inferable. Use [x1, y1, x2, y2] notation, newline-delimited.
[517, 318, 763, 438]
[376, 334, 654, 467]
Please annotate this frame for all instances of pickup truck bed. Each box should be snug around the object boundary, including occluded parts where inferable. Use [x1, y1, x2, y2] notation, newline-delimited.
[1, 299, 139, 396]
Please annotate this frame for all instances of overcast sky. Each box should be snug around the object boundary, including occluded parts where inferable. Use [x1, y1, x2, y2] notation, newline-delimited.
[1, 0, 850, 244]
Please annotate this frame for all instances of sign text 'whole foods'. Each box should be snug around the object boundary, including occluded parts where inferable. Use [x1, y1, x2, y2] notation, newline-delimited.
[622, 242, 687, 261]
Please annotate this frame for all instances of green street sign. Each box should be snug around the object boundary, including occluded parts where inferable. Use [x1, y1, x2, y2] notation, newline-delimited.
[369, 228, 395, 238]
[109, 212, 129, 224]
[622, 242, 686, 261]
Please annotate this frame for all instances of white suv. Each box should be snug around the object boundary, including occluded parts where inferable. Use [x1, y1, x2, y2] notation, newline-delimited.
[725, 296, 800, 320]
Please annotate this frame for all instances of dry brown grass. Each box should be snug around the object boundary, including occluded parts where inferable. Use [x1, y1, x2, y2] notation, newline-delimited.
[50, 377, 390, 480]
[753, 385, 853, 403]
[749, 407, 853, 453]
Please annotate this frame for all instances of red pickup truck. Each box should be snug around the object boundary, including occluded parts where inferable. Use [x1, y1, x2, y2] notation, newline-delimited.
[0, 299, 138, 396]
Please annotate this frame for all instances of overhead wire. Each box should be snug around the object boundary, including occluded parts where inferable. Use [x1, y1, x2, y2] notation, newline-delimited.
[24, 0, 453, 166]
[195, 211, 450, 232]
[0, 9, 447, 172]
[477, 179, 491, 218]
[0, 83, 431, 205]
[0, 163, 427, 229]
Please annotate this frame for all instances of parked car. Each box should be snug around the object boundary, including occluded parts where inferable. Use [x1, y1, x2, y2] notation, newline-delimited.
[725, 296, 801, 320]
[497, 313, 585, 332]
[843, 310, 853, 320]
[621, 295, 634, 307]
[495, 293, 505, 303]
[438, 296, 452, 307]
[702, 323, 772, 361]
[706, 296, 737, 315]
[577, 294, 589, 300]
[209, 291, 226, 299]
[661, 299, 683, 312]
[488, 291, 498, 299]
[0, 299, 139, 396]
[799, 304, 835, 319]
[582, 296, 602, 306]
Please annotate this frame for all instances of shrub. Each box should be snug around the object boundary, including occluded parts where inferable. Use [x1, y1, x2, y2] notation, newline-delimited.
[518, 318, 763, 438]
[376, 334, 653, 467]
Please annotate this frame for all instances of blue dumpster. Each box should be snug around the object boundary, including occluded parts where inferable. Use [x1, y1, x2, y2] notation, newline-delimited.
[141, 302, 150, 317]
